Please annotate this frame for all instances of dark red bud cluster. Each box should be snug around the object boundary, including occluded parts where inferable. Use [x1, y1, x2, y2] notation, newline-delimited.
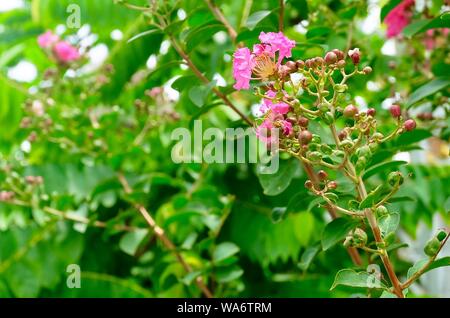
[298, 130, 313, 144]
[417, 112, 433, 121]
[403, 119, 416, 131]
[344, 104, 359, 118]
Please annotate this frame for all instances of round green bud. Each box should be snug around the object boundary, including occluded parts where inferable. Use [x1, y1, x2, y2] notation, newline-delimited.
[308, 143, 320, 151]
[335, 84, 348, 93]
[321, 144, 333, 155]
[323, 112, 334, 125]
[353, 228, 368, 246]
[307, 151, 322, 162]
[348, 200, 359, 210]
[356, 145, 371, 158]
[424, 237, 441, 257]
[388, 171, 404, 187]
[384, 232, 396, 246]
[340, 139, 354, 149]
[437, 230, 447, 242]
[311, 135, 321, 144]
[375, 205, 388, 216]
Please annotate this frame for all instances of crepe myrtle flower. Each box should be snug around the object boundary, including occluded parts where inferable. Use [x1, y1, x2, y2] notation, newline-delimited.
[38, 31, 59, 48]
[232, 32, 296, 90]
[53, 41, 81, 63]
[385, 0, 415, 38]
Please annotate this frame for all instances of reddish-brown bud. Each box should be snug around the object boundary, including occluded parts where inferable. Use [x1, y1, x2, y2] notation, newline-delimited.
[366, 108, 376, 117]
[362, 66, 372, 74]
[348, 48, 360, 65]
[296, 60, 305, 69]
[403, 119, 416, 131]
[390, 104, 401, 118]
[317, 170, 328, 181]
[304, 180, 314, 189]
[298, 130, 313, 144]
[336, 60, 346, 68]
[325, 51, 338, 64]
[285, 60, 298, 72]
[344, 104, 359, 118]
[298, 117, 309, 127]
[338, 130, 347, 141]
[327, 181, 338, 189]
[332, 49, 344, 60]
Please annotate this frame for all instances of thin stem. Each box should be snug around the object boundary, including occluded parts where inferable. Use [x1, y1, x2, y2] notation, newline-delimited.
[278, 0, 285, 32]
[117, 173, 213, 298]
[204, 0, 238, 44]
[401, 233, 450, 290]
[169, 36, 252, 126]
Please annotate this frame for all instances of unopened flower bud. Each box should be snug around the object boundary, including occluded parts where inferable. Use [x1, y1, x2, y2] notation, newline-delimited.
[324, 51, 338, 64]
[298, 117, 309, 127]
[285, 60, 298, 72]
[307, 151, 322, 162]
[296, 60, 305, 69]
[362, 66, 372, 74]
[338, 130, 347, 141]
[335, 84, 347, 92]
[366, 108, 376, 117]
[388, 171, 404, 187]
[375, 205, 388, 216]
[403, 119, 416, 131]
[353, 228, 368, 246]
[327, 181, 337, 189]
[317, 170, 328, 181]
[323, 112, 334, 124]
[344, 104, 358, 118]
[304, 180, 314, 189]
[332, 49, 344, 60]
[348, 48, 360, 65]
[336, 60, 346, 68]
[298, 130, 313, 144]
[389, 104, 401, 118]
[0, 191, 14, 202]
[437, 230, 447, 242]
[424, 237, 441, 257]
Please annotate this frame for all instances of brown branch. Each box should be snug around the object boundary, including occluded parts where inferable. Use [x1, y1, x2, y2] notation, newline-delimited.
[279, 0, 285, 32]
[302, 162, 363, 266]
[117, 173, 213, 298]
[169, 36, 252, 126]
[204, 0, 238, 43]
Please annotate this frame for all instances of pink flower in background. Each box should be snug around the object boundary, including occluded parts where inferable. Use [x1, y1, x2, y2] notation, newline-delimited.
[232, 47, 254, 90]
[38, 31, 59, 48]
[53, 41, 80, 63]
[258, 32, 296, 65]
[424, 28, 449, 50]
[385, 0, 415, 38]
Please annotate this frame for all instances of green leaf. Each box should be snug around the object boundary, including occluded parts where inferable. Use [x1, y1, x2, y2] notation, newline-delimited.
[378, 213, 400, 236]
[256, 158, 301, 196]
[246, 10, 272, 31]
[119, 229, 149, 256]
[298, 245, 320, 271]
[271, 207, 287, 223]
[359, 185, 384, 209]
[213, 242, 240, 263]
[402, 20, 431, 37]
[185, 23, 226, 51]
[127, 28, 162, 43]
[406, 77, 450, 107]
[4, 262, 40, 297]
[363, 161, 407, 180]
[188, 86, 208, 107]
[181, 270, 203, 285]
[215, 266, 244, 283]
[407, 257, 450, 279]
[380, 0, 402, 22]
[394, 129, 432, 147]
[321, 218, 358, 251]
[306, 26, 331, 39]
[331, 269, 386, 290]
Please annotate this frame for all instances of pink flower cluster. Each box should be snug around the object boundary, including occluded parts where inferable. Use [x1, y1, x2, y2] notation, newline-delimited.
[385, 0, 415, 38]
[232, 32, 296, 90]
[38, 31, 81, 63]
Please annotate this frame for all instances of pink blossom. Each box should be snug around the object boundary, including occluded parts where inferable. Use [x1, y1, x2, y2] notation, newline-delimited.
[385, 0, 415, 38]
[53, 41, 80, 63]
[253, 44, 274, 57]
[38, 31, 59, 48]
[232, 47, 254, 90]
[260, 90, 290, 115]
[256, 118, 275, 144]
[280, 120, 292, 136]
[258, 32, 296, 65]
